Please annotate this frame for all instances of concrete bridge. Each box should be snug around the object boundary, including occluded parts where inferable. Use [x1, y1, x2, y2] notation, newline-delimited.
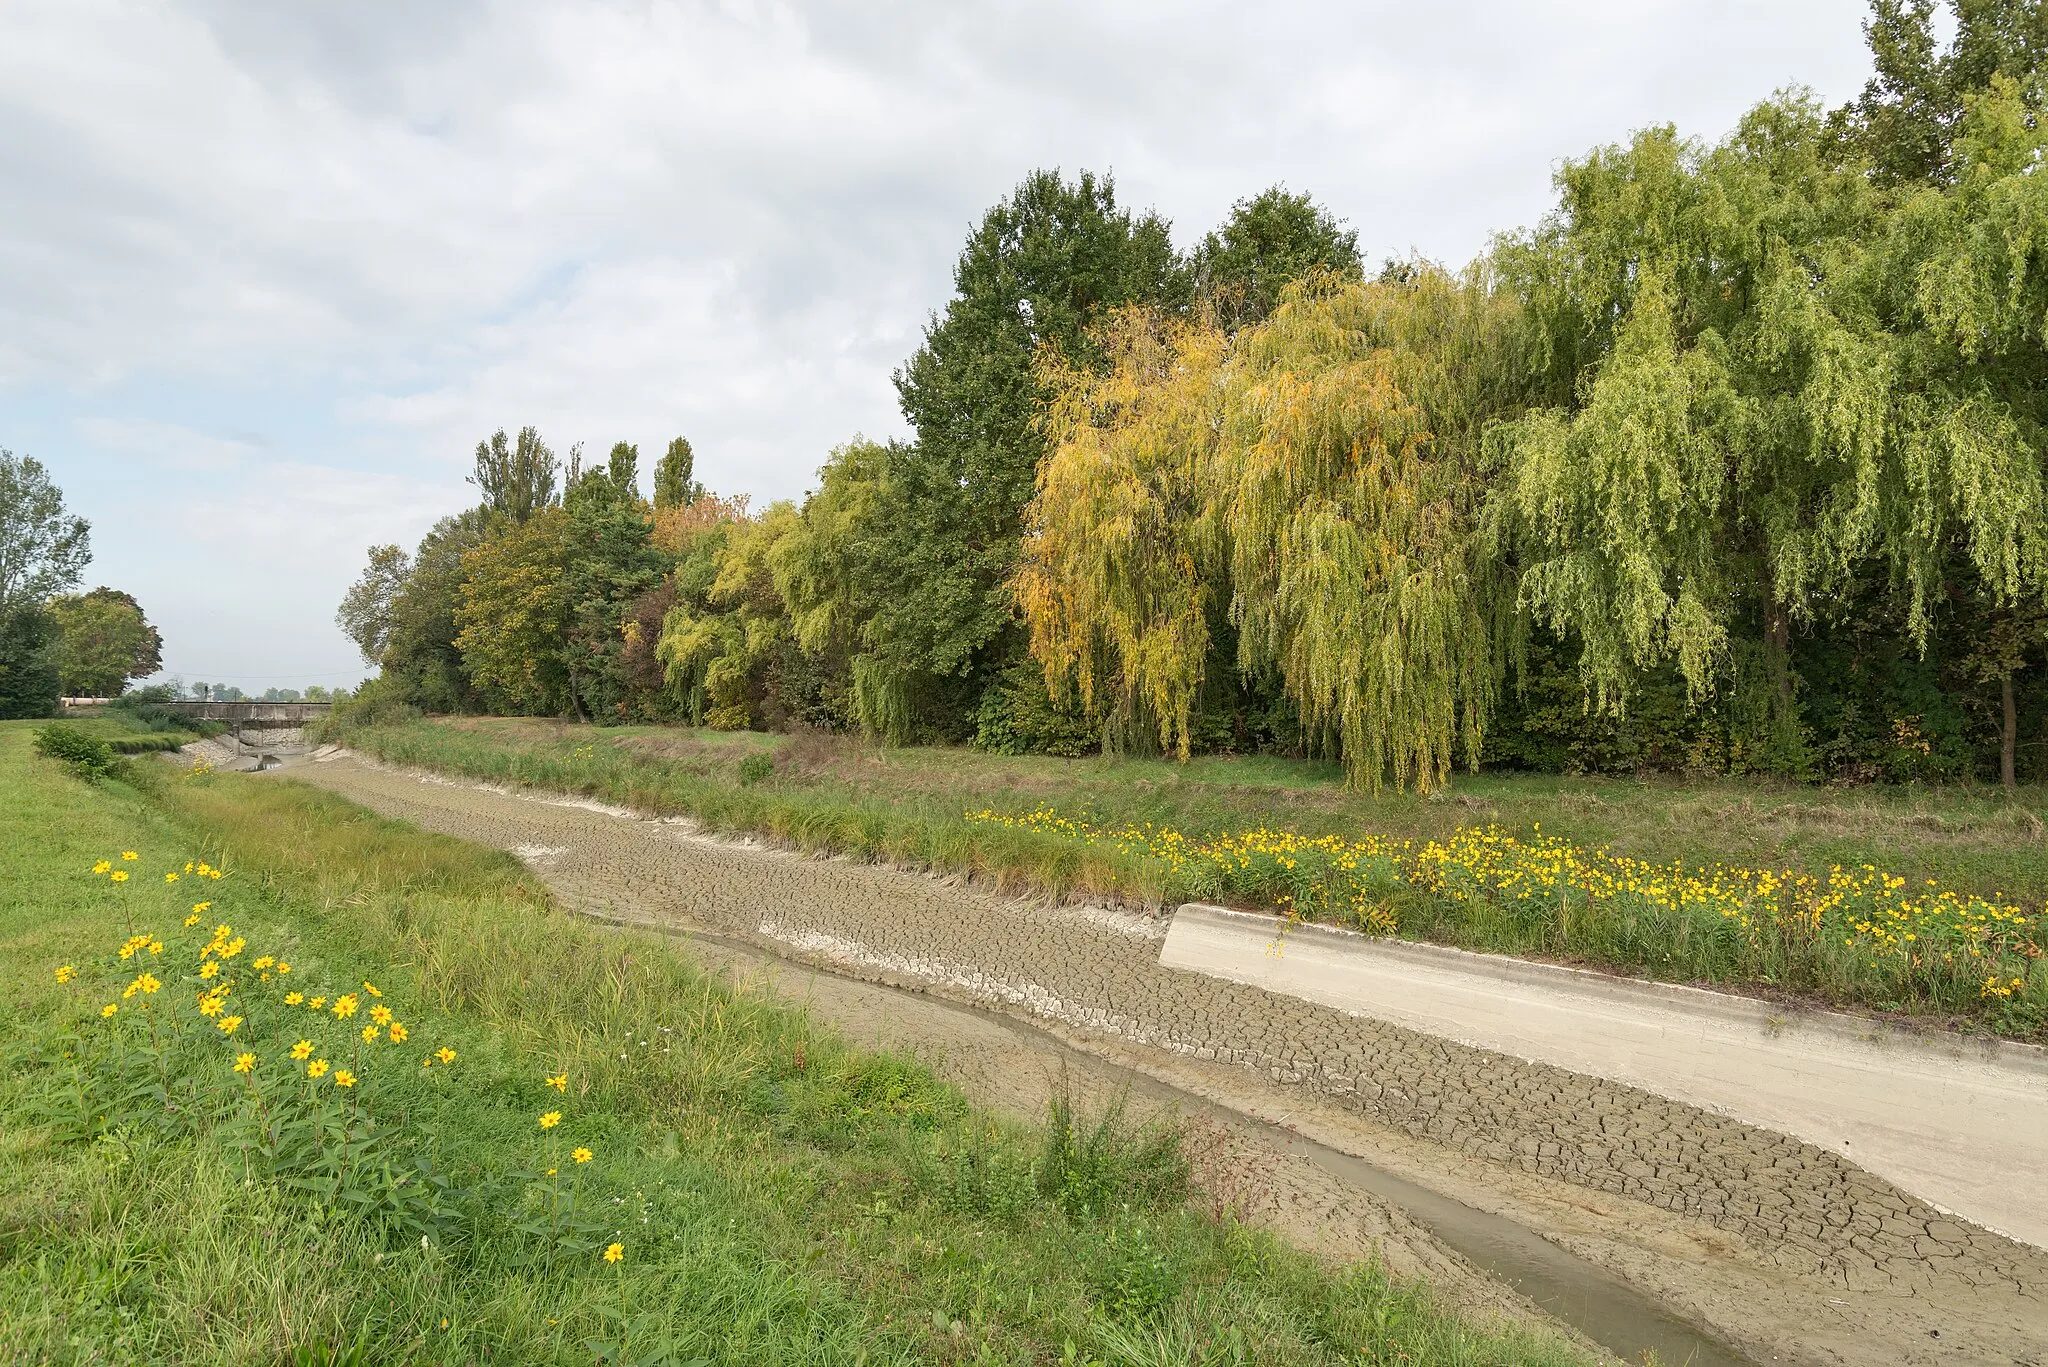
[162, 700, 333, 725]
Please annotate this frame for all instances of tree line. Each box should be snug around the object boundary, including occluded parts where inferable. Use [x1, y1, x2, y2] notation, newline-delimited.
[0, 451, 168, 716]
[341, 1, 2048, 791]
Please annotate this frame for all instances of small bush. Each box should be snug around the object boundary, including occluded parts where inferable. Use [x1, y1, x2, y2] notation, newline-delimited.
[32, 723, 119, 781]
[105, 690, 222, 737]
[1086, 1220, 1189, 1321]
[313, 675, 418, 741]
[737, 753, 775, 786]
[1038, 1094, 1190, 1220]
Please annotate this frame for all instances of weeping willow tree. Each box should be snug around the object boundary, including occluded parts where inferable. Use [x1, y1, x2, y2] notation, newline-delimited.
[1225, 270, 1524, 791]
[655, 503, 800, 729]
[1491, 89, 2048, 764]
[1019, 269, 1528, 790]
[1016, 309, 1227, 756]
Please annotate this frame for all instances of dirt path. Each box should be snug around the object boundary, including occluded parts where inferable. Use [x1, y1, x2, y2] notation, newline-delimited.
[281, 754, 2048, 1367]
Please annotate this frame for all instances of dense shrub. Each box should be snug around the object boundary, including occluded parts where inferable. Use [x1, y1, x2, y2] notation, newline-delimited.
[32, 722, 119, 780]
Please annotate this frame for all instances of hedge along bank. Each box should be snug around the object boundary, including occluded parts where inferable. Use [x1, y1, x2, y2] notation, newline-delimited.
[966, 807, 2048, 1036]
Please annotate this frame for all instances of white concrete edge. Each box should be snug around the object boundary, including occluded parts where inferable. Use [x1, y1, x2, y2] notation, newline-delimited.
[1174, 902, 2048, 1074]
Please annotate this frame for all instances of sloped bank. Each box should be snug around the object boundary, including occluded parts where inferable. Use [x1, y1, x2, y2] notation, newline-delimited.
[1160, 903, 2048, 1250]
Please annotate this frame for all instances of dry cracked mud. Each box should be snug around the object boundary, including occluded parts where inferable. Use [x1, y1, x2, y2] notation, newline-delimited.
[279, 753, 2048, 1367]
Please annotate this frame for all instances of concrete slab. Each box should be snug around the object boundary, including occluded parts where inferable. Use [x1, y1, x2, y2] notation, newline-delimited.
[1160, 902, 2048, 1250]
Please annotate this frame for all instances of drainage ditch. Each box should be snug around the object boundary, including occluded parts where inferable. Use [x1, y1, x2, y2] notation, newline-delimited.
[623, 916, 1756, 1367]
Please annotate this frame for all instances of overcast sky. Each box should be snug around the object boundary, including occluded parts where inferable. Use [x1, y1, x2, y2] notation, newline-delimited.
[1, 0, 1879, 691]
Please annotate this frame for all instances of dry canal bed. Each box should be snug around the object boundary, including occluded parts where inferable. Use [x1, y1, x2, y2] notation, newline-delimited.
[274, 751, 2048, 1366]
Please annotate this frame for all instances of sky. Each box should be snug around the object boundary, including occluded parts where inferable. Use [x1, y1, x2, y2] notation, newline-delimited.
[1, 0, 1881, 692]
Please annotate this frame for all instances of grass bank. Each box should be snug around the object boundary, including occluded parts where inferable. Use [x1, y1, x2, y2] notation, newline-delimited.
[0, 722, 1591, 1367]
[335, 718, 2048, 1040]
[53, 713, 209, 753]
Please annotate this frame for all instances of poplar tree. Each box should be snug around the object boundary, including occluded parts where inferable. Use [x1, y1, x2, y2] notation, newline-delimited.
[654, 436, 701, 510]
[469, 427, 560, 523]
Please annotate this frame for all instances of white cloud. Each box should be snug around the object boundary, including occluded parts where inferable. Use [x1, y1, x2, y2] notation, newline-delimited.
[73, 417, 262, 473]
[1, 0, 1877, 686]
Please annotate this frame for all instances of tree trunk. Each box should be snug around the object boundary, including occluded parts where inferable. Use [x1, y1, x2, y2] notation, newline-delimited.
[2002, 672, 2018, 793]
[1763, 598, 1795, 715]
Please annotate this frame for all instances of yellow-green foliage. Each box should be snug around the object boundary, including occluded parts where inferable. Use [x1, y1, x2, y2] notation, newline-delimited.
[1023, 270, 1524, 792]
[655, 502, 799, 728]
[454, 506, 575, 712]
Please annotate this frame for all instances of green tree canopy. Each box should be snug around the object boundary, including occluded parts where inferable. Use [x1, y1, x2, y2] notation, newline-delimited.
[1, 450, 90, 613]
[1492, 84, 2048, 778]
[1022, 268, 1529, 790]
[469, 427, 561, 523]
[50, 588, 162, 697]
[455, 507, 575, 714]
[1189, 187, 1362, 330]
[562, 443, 666, 721]
[337, 544, 411, 666]
[654, 436, 702, 510]
[1830, 0, 2048, 186]
[831, 169, 1185, 737]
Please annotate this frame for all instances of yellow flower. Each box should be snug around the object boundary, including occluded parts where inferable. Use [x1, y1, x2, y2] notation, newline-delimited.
[309, 996, 327, 1010]
[538, 1111, 561, 1130]
[436, 1047, 457, 1064]
[284, 992, 304, 1006]
[222, 937, 245, 959]
[361, 1025, 380, 1043]
[54, 965, 76, 983]
[276, 962, 291, 975]
[369, 1005, 392, 1025]
[573, 1147, 593, 1164]
[184, 862, 194, 874]
[307, 1059, 329, 1078]
[199, 961, 219, 980]
[91, 860, 111, 875]
[252, 956, 275, 970]
[216, 1015, 243, 1035]
[110, 871, 128, 883]
[545, 1167, 557, 1176]
[184, 914, 201, 927]
[603, 1242, 623, 1264]
[147, 940, 164, 955]
[192, 902, 211, 914]
[362, 981, 382, 998]
[198, 995, 224, 1017]
[289, 1039, 313, 1060]
[331, 993, 358, 1020]
[121, 851, 137, 861]
[233, 1052, 256, 1074]
[333, 1070, 355, 1088]
[164, 872, 178, 883]
[387, 1021, 408, 1043]
[545, 1073, 567, 1092]
[100, 1003, 118, 1018]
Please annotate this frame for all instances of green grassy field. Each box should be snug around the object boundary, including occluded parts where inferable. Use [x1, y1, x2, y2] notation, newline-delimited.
[0, 721, 1591, 1367]
[330, 718, 2048, 1040]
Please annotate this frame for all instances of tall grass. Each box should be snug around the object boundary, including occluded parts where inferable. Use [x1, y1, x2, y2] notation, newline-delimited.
[337, 719, 2048, 1038]
[0, 723, 1595, 1366]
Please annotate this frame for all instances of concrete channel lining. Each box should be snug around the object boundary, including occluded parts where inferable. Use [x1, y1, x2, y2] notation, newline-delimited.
[1158, 902, 2048, 1252]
